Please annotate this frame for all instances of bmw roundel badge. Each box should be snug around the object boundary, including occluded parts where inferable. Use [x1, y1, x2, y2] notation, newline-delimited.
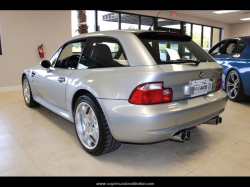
[199, 71, 203, 78]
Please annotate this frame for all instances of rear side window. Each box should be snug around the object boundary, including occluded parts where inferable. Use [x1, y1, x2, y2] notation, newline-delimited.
[78, 37, 129, 69]
[136, 32, 215, 64]
[232, 39, 246, 54]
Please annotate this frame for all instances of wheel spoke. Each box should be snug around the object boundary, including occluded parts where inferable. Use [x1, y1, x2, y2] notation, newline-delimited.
[235, 79, 239, 85]
[231, 73, 235, 82]
[234, 89, 237, 96]
[227, 82, 234, 87]
[75, 102, 99, 150]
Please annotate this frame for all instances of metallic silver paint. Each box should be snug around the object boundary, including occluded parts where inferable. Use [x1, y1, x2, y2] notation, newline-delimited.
[22, 30, 228, 143]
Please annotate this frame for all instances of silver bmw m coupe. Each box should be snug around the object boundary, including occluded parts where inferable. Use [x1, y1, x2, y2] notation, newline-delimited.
[22, 30, 228, 156]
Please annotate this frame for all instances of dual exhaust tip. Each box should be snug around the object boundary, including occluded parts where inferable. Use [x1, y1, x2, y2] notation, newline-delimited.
[203, 116, 222, 125]
[169, 130, 191, 142]
[169, 116, 222, 142]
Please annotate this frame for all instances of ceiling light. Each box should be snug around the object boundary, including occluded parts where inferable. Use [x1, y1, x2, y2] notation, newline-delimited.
[213, 10, 240, 14]
[240, 18, 250, 20]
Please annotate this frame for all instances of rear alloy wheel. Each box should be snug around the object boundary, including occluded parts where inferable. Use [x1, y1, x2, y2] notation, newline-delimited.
[22, 76, 39, 107]
[75, 102, 99, 150]
[226, 70, 245, 102]
[74, 94, 121, 156]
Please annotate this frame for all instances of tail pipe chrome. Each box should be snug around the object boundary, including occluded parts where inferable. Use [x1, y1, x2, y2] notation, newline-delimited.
[185, 130, 191, 140]
[169, 131, 186, 142]
[169, 130, 191, 142]
[203, 116, 222, 125]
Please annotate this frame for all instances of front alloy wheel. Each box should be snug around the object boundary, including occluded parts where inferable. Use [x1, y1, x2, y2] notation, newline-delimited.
[22, 76, 39, 107]
[23, 78, 31, 104]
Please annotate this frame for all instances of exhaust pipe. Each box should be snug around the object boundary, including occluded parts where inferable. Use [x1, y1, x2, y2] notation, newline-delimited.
[169, 131, 186, 142]
[185, 130, 191, 140]
[203, 116, 222, 125]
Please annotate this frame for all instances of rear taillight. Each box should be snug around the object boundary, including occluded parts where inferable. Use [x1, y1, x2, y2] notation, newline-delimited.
[215, 75, 222, 91]
[129, 82, 173, 105]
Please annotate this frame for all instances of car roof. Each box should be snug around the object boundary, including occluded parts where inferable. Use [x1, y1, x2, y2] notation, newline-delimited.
[66, 29, 186, 43]
[71, 29, 167, 38]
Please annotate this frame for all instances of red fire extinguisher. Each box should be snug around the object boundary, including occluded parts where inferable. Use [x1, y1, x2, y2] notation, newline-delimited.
[38, 44, 45, 58]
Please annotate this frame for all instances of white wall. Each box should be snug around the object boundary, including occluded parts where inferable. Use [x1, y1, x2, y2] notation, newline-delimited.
[230, 22, 250, 37]
[118, 10, 231, 39]
[0, 10, 71, 89]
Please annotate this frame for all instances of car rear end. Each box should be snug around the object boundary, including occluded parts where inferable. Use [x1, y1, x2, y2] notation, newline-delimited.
[99, 31, 228, 143]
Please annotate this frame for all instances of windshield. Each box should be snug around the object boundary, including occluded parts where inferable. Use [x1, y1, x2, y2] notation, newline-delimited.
[136, 32, 215, 64]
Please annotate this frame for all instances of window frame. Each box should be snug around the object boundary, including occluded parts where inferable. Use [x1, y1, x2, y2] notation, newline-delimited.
[51, 38, 88, 69]
[231, 38, 246, 54]
[208, 40, 228, 55]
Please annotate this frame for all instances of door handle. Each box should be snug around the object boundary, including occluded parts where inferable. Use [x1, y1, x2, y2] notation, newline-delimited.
[58, 77, 65, 83]
[226, 57, 231, 61]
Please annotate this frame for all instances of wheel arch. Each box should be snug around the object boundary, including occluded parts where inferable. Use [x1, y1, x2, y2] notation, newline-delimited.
[71, 89, 98, 115]
[22, 73, 27, 83]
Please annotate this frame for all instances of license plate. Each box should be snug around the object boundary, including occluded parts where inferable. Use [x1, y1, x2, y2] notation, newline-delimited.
[190, 79, 209, 97]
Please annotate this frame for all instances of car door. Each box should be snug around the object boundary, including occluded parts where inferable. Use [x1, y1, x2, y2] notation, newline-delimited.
[36, 39, 87, 110]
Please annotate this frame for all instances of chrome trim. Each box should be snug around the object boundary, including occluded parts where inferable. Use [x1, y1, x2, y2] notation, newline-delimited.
[183, 84, 194, 96]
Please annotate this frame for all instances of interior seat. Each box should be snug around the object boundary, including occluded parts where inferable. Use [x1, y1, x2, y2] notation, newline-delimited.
[89, 44, 123, 68]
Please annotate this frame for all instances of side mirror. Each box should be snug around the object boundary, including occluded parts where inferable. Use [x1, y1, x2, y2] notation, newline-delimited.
[40, 60, 51, 69]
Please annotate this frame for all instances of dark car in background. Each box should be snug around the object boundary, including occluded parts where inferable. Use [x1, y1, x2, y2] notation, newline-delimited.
[209, 36, 250, 101]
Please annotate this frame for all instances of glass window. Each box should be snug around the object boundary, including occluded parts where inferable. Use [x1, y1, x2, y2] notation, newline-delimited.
[212, 28, 220, 46]
[185, 23, 191, 36]
[192, 24, 202, 46]
[209, 41, 225, 55]
[158, 18, 181, 29]
[233, 40, 246, 54]
[49, 48, 62, 66]
[141, 16, 154, 30]
[71, 10, 79, 37]
[86, 10, 95, 33]
[225, 42, 238, 54]
[78, 37, 128, 69]
[71, 10, 95, 36]
[203, 26, 211, 49]
[136, 32, 215, 64]
[55, 39, 87, 69]
[121, 14, 138, 30]
[98, 11, 118, 31]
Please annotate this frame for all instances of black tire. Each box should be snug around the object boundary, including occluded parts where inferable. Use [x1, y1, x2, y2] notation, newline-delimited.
[22, 76, 40, 107]
[225, 70, 246, 102]
[74, 94, 121, 156]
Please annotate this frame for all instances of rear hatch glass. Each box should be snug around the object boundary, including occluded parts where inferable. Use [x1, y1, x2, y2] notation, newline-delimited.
[135, 32, 215, 64]
[135, 32, 222, 101]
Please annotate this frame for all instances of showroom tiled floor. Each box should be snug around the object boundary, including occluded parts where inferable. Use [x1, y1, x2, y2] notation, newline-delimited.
[0, 91, 250, 176]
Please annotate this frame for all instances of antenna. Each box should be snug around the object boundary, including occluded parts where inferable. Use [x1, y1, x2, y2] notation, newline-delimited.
[149, 10, 161, 30]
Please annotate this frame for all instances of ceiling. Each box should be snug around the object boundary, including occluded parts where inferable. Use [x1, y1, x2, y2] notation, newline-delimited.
[173, 10, 250, 24]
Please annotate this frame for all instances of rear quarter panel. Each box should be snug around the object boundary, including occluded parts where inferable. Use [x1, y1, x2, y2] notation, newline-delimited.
[66, 65, 164, 115]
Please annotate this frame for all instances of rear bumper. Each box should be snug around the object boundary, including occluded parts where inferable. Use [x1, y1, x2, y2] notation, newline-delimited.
[98, 90, 228, 143]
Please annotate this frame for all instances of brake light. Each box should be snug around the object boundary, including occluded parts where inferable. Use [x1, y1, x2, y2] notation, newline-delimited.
[129, 82, 173, 105]
[215, 75, 222, 91]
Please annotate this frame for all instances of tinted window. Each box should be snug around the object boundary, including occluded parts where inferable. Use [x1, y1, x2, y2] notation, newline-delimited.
[209, 41, 226, 55]
[55, 39, 87, 69]
[232, 39, 246, 54]
[225, 42, 237, 54]
[78, 37, 128, 69]
[136, 32, 215, 64]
